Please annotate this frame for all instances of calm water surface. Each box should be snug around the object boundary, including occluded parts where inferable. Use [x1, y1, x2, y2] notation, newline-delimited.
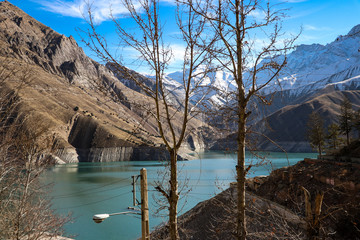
[43, 151, 316, 240]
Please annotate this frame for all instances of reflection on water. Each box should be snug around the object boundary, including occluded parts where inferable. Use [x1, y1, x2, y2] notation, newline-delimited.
[43, 151, 316, 240]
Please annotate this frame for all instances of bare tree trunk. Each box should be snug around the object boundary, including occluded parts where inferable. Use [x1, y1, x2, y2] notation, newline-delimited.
[235, 2, 246, 238]
[169, 149, 179, 240]
[185, 1, 298, 239]
[81, 2, 213, 238]
[236, 95, 247, 240]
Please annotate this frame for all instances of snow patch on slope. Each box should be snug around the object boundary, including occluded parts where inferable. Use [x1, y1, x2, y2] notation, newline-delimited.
[147, 24, 360, 108]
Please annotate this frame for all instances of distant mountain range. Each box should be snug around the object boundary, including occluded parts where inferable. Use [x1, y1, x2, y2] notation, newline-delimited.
[206, 25, 360, 152]
[140, 25, 360, 125]
[260, 24, 360, 92]
[161, 24, 360, 109]
[1, 1, 359, 155]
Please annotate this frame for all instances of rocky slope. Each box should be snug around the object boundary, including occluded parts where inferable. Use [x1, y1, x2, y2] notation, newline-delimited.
[249, 158, 360, 239]
[0, 1, 215, 163]
[211, 90, 360, 152]
[209, 24, 360, 152]
[151, 184, 306, 239]
[256, 90, 360, 152]
[152, 158, 360, 239]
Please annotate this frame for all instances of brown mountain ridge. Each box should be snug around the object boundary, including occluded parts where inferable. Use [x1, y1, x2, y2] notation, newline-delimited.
[211, 88, 360, 152]
[0, 1, 215, 163]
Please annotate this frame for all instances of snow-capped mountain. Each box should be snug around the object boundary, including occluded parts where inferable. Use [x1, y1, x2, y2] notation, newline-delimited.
[166, 68, 236, 106]
[143, 67, 236, 108]
[284, 65, 360, 98]
[269, 24, 360, 93]
[158, 24, 360, 111]
[166, 69, 236, 93]
[114, 24, 360, 115]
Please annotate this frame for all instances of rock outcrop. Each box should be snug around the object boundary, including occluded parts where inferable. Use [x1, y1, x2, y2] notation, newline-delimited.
[0, 1, 215, 163]
[0, 1, 107, 86]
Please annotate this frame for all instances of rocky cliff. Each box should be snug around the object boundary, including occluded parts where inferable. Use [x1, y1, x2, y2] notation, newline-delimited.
[0, 1, 108, 86]
[0, 1, 215, 163]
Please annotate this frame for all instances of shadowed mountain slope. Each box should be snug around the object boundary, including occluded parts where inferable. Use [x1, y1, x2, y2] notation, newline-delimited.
[257, 90, 360, 152]
[211, 90, 360, 152]
[0, 1, 215, 162]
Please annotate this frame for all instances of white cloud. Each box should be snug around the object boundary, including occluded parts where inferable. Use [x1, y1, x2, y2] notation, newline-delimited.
[34, 0, 128, 23]
[296, 34, 320, 43]
[108, 43, 186, 73]
[249, 9, 266, 21]
[35, 0, 175, 24]
[159, 0, 176, 4]
[304, 24, 332, 32]
[281, 0, 308, 3]
[304, 24, 318, 31]
[170, 44, 186, 63]
[35, 0, 84, 18]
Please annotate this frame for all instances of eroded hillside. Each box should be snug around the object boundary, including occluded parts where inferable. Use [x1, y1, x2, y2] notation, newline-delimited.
[0, 1, 216, 162]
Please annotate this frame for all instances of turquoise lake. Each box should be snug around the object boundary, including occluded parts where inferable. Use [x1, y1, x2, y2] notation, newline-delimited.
[43, 151, 317, 240]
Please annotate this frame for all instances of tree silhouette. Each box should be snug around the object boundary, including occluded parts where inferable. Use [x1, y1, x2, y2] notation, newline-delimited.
[307, 111, 325, 157]
[326, 123, 342, 150]
[339, 96, 353, 146]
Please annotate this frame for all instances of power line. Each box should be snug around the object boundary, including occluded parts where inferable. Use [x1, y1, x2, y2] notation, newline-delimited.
[147, 184, 231, 190]
[52, 177, 130, 198]
[52, 178, 232, 200]
[53, 183, 131, 199]
[55, 187, 224, 210]
[187, 192, 216, 196]
[56, 191, 132, 210]
[147, 178, 234, 181]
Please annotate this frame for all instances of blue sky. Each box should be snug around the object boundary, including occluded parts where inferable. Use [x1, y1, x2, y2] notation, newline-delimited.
[7, 0, 360, 73]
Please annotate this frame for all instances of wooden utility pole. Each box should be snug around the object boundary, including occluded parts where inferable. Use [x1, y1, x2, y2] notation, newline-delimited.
[132, 175, 137, 206]
[140, 168, 150, 240]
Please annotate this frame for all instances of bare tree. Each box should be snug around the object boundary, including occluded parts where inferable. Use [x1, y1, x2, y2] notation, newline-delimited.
[0, 58, 70, 240]
[80, 1, 214, 238]
[181, 1, 298, 239]
[0, 118, 69, 240]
